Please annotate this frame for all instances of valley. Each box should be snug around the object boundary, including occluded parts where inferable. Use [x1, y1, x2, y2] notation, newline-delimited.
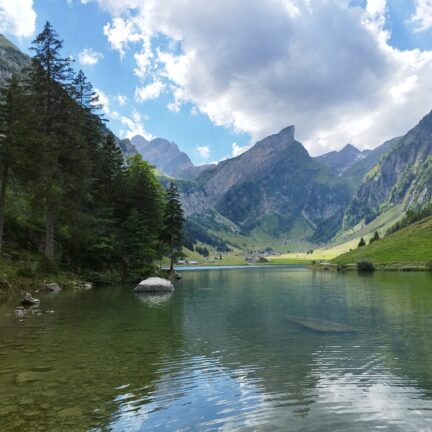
[1, 29, 432, 272]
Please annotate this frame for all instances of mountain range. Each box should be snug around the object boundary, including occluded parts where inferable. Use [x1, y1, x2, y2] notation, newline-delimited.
[315, 143, 371, 175]
[142, 114, 431, 247]
[2, 33, 431, 250]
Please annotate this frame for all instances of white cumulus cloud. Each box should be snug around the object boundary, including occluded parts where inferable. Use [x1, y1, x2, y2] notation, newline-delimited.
[84, 0, 432, 155]
[135, 80, 165, 102]
[232, 142, 251, 157]
[411, 0, 432, 32]
[78, 48, 104, 65]
[196, 145, 210, 159]
[0, 0, 36, 38]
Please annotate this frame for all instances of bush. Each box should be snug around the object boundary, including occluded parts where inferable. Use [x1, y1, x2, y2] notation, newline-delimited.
[357, 260, 375, 272]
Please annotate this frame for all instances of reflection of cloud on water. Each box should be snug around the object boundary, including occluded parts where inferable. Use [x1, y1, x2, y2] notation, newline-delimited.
[134, 293, 172, 307]
[303, 348, 432, 431]
[106, 348, 432, 432]
[107, 356, 274, 431]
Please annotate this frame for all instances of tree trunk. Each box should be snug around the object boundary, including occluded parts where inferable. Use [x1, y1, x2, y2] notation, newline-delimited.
[0, 166, 9, 255]
[169, 252, 174, 272]
[45, 206, 55, 261]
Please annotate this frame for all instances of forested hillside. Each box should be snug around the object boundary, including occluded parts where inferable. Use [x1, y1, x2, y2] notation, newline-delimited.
[0, 23, 178, 285]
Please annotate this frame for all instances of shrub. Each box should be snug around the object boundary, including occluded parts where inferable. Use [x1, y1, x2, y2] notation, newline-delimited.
[357, 260, 375, 272]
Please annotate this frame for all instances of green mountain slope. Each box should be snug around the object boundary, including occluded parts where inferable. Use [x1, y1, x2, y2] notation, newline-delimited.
[332, 216, 432, 265]
[344, 111, 432, 228]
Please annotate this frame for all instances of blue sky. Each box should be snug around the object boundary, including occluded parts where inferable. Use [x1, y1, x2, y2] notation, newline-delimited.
[2, 0, 432, 164]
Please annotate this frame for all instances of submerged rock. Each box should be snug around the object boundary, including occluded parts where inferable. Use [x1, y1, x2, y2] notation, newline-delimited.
[57, 407, 82, 418]
[20, 292, 40, 306]
[40, 283, 62, 293]
[134, 277, 174, 293]
[286, 315, 356, 334]
[15, 371, 45, 385]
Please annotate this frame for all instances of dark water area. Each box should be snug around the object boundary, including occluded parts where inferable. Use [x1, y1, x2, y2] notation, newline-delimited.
[1, 266, 432, 431]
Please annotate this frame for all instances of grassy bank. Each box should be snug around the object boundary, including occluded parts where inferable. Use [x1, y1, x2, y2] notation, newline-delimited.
[268, 239, 359, 264]
[332, 216, 432, 266]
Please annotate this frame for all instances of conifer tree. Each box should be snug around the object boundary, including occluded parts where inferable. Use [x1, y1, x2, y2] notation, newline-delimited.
[28, 22, 75, 262]
[71, 70, 102, 113]
[0, 76, 30, 253]
[160, 182, 185, 272]
[358, 237, 366, 247]
[369, 231, 380, 244]
[93, 133, 124, 207]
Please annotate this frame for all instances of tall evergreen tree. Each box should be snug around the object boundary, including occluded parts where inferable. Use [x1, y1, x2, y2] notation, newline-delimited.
[93, 133, 124, 207]
[0, 76, 30, 253]
[160, 182, 185, 272]
[369, 231, 380, 244]
[71, 70, 102, 113]
[27, 22, 76, 262]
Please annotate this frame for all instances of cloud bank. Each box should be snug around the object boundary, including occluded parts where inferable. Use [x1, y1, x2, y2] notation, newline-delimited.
[0, 0, 36, 38]
[84, 0, 432, 154]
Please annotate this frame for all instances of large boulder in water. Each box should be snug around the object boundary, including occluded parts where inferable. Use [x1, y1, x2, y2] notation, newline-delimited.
[134, 277, 174, 293]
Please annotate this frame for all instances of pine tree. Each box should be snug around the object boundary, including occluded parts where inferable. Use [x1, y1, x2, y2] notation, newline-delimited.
[27, 22, 75, 262]
[358, 237, 366, 247]
[0, 76, 29, 253]
[160, 182, 185, 272]
[71, 70, 102, 113]
[93, 133, 124, 207]
[369, 231, 380, 244]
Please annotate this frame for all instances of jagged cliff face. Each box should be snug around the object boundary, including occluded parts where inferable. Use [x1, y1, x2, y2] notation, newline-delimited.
[0, 34, 29, 86]
[315, 143, 371, 175]
[118, 138, 139, 159]
[341, 137, 401, 192]
[131, 135, 194, 177]
[181, 126, 351, 240]
[345, 111, 432, 227]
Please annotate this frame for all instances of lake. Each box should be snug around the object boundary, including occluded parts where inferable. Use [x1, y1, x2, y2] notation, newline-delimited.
[1, 266, 432, 431]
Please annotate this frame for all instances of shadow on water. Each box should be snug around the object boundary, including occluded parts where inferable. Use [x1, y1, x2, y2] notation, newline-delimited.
[1, 267, 432, 430]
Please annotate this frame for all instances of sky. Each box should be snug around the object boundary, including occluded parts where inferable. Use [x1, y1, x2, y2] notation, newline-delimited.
[1, 0, 432, 165]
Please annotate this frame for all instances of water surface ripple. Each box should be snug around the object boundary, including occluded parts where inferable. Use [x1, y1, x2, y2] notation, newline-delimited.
[1, 266, 432, 431]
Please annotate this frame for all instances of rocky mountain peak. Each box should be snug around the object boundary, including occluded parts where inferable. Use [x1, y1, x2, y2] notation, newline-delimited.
[341, 143, 361, 154]
[315, 142, 370, 175]
[131, 135, 194, 177]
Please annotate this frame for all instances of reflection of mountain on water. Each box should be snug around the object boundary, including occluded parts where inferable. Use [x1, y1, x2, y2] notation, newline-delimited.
[2, 269, 432, 430]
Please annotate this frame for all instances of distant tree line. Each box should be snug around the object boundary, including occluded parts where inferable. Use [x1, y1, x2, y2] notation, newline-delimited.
[386, 203, 432, 237]
[0, 22, 184, 282]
